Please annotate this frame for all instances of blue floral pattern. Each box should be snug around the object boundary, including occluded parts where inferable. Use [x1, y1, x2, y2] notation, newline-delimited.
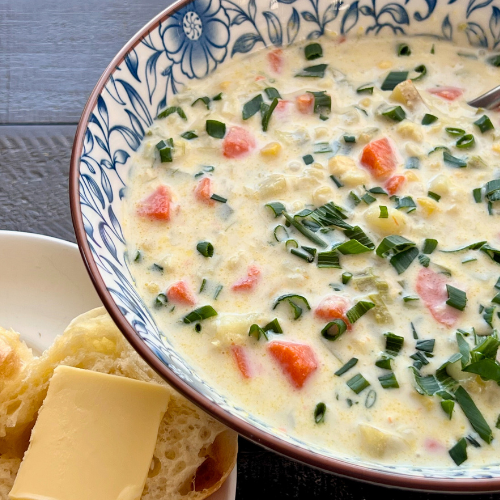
[77, 0, 500, 481]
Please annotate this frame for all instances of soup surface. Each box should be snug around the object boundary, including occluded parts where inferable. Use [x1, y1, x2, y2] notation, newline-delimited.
[123, 36, 500, 468]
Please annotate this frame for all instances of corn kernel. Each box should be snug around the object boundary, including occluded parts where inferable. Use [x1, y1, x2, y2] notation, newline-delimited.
[492, 143, 500, 154]
[219, 81, 231, 90]
[260, 142, 282, 157]
[417, 197, 439, 216]
[360, 97, 371, 107]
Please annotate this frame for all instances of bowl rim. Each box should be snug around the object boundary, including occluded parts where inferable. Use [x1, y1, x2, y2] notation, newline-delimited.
[70, 0, 500, 491]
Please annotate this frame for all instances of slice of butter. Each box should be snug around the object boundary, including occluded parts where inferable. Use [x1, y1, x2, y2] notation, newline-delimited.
[9, 365, 170, 500]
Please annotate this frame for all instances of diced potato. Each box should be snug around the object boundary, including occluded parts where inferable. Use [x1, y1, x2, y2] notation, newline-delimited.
[391, 80, 422, 109]
[328, 156, 369, 187]
[260, 142, 282, 157]
[213, 313, 263, 347]
[314, 127, 329, 139]
[428, 174, 451, 196]
[404, 170, 420, 182]
[405, 143, 423, 157]
[396, 122, 423, 143]
[358, 424, 405, 458]
[363, 204, 407, 235]
[313, 186, 334, 205]
[417, 197, 439, 216]
[258, 174, 287, 198]
[294, 169, 323, 190]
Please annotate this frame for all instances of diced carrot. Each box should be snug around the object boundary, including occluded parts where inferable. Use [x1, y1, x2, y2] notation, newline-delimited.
[427, 87, 463, 101]
[167, 280, 196, 306]
[231, 265, 261, 291]
[385, 175, 406, 195]
[231, 345, 252, 379]
[194, 177, 215, 206]
[296, 93, 314, 114]
[255, 75, 265, 81]
[268, 48, 283, 73]
[222, 126, 256, 159]
[415, 267, 461, 327]
[314, 295, 351, 329]
[360, 138, 397, 180]
[424, 438, 446, 453]
[137, 185, 171, 221]
[268, 341, 317, 389]
[275, 100, 290, 114]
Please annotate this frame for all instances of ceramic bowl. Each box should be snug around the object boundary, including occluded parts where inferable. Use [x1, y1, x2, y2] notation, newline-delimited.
[70, 0, 500, 491]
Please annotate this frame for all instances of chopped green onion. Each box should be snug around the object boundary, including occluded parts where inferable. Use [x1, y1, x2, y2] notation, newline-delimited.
[449, 438, 468, 466]
[456, 134, 475, 149]
[199, 278, 207, 293]
[295, 64, 328, 78]
[443, 151, 467, 168]
[375, 356, 392, 370]
[157, 106, 187, 120]
[488, 54, 500, 66]
[306, 91, 331, 115]
[397, 43, 411, 56]
[152, 263, 164, 273]
[365, 390, 377, 408]
[403, 295, 420, 302]
[362, 193, 376, 204]
[314, 142, 333, 154]
[463, 358, 500, 382]
[343, 135, 356, 143]
[474, 115, 494, 133]
[356, 84, 374, 95]
[343, 226, 375, 250]
[349, 191, 362, 206]
[183, 305, 218, 324]
[481, 244, 500, 264]
[305, 43, 323, 60]
[154, 293, 168, 308]
[346, 301, 375, 324]
[381, 71, 408, 91]
[273, 294, 310, 320]
[212, 92, 223, 101]
[321, 319, 347, 341]
[368, 187, 388, 195]
[395, 196, 417, 211]
[485, 179, 500, 201]
[274, 224, 289, 242]
[264, 87, 281, 99]
[405, 157, 420, 169]
[330, 175, 344, 188]
[192, 97, 210, 109]
[156, 139, 174, 163]
[261, 97, 279, 131]
[337, 239, 373, 255]
[210, 194, 227, 203]
[378, 372, 399, 389]
[342, 272, 353, 284]
[242, 94, 263, 120]
[411, 64, 427, 81]
[206, 120, 226, 139]
[134, 250, 142, 262]
[283, 212, 328, 248]
[303, 154, 314, 165]
[466, 435, 481, 448]
[291, 247, 315, 263]
[263, 318, 283, 334]
[214, 285, 223, 300]
[473, 188, 483, 203]
[446, 285, 467, 311]
[266, 202, 286, 217]
[379, 206, 389, 218]
[482, 305, 496, 328]
[249, 323, 267, 341]
[335, 357, 358, 376]
[317, 249, 341, 269]
[454, 386, 493, 444]
[376, 235, 416, 258]
[416, 339, 435, 353]
[431, 44, 435, 54]
[427, 191, 441, 202]
[309, 202, 351, 229]
[411, 322, 419, 340]
[445, 127, 465, 137]
[440, 241, 486, 253]
[346, 374, 371, 394]
[314, 402, 326, 423]
[390, 247, 419, 274]
[381, 106, 406, 122]
[422, 114, 438, 125]
[441, 400, 455, 420]
[196, 241, 214, 258]
[418, 254, 430, 267]
[492, 292, 500, 305]
[385, 332, 404, 356]
[181, 130, 198, 140]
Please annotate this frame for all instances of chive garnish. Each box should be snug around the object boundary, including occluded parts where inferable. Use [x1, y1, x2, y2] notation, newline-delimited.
[365, 390, 377, 408]
[381, 71, 408, 91]
[356, 84, 374, 95]
[295, 64, 328, 78]
[449, 438, 468, 465]
[335, 357, 358, 376]
[291, 247, 314, 263]
[375, 356, 392, 370]
[273, 294, 310, 320]
[274, 225, 289, 242]
[310, 202, 351, 229]
[263, 318, 283, 334]
[206, 120, 226, 138]
[443, 151, 467, 168]
[456, 134, 475, 149]
[440, 241, 486, 253]
[342, 226, 375, 250]
[346, 374, 371, 394]
[346, 301, 375, 324]
[411, 64, 427, 81]
[343, 135, 356, 143]
[283, 212, 328, 248]
[493, 293, 500, 305]
[411, 322, 419, 340]
[378, 372, 399, 389]
[385, 332, 404, 356]
[313, 402, 327, 424]
[317, 249, 341, 269]
[156, 139, 174, 163]
[482, 306, 496, 328]
[473, 187, 483, 203]
[183, 305, 218, 324]
[266, 202, 286, 217]
[416, 339, 435, 353]
[330, 175, 344, 188]
[214, 285, 223, 300]
[264, 87, 281, 99]
[376, 235, 417, 273]
[397, 43, 411, 56]
[422, 114, 438, 125]
[445, 127, 465, 137]
[303, 154, 314, 165]
[305, 43, 323, 60]
[466, 435, 481, 448]
[379, 206, 389, 218]
[488, 54, 500, 66]
[362, 193, 376, 205]
[314, 142, 333, 154]
[261, 97, 279, 131]
[342, 272, 353, 284]
[395, 196, 417, 212]
[481, 244, 500, 264]
[157, 106, 187, 120]
[485, 179, 500, 201]
[381, 106, 406, 122]
[249, 323, 267, 341]
[210, 194, 227, 203]
[154, 293, 168, 308]
[192, 97, 210, 109]
[418, 254, 430, 267]
[152, 263, 164, 273]
[242, 94, 264, 120]
[474, 115, 494, 133]
[321, 319, 347, 341]
[212, 92, 222, 101]
[196, 241, 214, 257]
[405, 157, 420, 169]
[349, 191, 362, 206]
[427, 191, 441, 202]
[455, 386, 493, 444]
[441, 400, 455, 420]
[446, 285, 467, 311]
[134, 250, 142, 262]
[307, 91, 331, 114]
[403, 295, 420, 302]
[199, 278, 207, 293]
[337, 239, 373, 255]
[181, 131, 198, 140]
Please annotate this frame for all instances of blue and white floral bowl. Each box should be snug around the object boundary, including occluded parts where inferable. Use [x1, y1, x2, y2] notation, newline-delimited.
[70, 0, 500, 491]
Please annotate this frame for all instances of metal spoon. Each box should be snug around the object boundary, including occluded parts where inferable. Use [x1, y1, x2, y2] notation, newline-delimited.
[468, 85, 500, 109]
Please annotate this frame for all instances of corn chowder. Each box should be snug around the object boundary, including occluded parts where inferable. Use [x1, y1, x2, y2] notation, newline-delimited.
[123, 36, 500, 468]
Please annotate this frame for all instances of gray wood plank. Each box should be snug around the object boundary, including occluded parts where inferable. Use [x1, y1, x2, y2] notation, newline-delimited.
[0, 0, 173, 124]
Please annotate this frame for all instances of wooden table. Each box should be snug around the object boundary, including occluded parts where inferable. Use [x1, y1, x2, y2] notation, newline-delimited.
[0, 1, 496, 497]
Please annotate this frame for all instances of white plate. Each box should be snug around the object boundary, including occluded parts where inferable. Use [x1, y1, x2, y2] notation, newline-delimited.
[0, 230, 237, 499]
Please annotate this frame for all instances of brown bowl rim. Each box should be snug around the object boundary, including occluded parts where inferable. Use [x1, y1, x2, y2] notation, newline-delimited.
[69, 1, 500, 492]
